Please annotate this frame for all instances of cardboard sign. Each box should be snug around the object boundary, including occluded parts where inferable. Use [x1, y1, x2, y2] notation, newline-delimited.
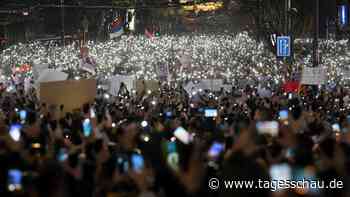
[39, 79, 96, 112]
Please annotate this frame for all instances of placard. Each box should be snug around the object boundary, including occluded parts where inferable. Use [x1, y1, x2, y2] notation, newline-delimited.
[39, 79, 96, 112]
[301, 67, 326, 85]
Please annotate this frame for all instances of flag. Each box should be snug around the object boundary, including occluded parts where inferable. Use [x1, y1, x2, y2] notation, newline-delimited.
[110, 16, 124, 39]
[282, 81, 300, 93]
[145, 28, 154, 38]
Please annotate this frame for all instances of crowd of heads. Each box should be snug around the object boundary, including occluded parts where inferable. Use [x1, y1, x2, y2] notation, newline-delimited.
[0, 82, 350, 197]
[2, 32, 350, 84]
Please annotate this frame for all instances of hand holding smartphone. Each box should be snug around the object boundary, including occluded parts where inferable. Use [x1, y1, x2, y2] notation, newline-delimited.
[256, 121, 279, 137]
[174, 127, 193, 144]
[279, 110, 288, 120]
[131, 153, 145, 173]
[90, 108, 96, 118]
[19, 110, 27, 123]
[9, 124, 22, 141]
[269, 163, 291, 182]
[83, 118, 92, 137]
[332, 123, 341, 132]
[208, 141, 224, 159]
[204, 109, 218, 117]
[8, 169, 22, 192]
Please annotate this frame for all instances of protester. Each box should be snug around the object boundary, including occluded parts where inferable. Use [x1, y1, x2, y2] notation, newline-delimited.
[0, 82, 349, 197]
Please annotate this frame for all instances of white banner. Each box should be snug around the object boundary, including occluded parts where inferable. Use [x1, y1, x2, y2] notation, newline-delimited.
[184, 79, 224, 94]
[200, 79, 223, 91]
[33, 64, 49, 80]
[37, 69, 68, 83]
[301, 67, 326, 85]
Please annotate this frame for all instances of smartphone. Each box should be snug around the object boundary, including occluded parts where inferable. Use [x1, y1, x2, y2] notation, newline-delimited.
[57, 148, 68, 162]
[19, 110, 27, 122]
[332, 123, 341, 132]
[8, 169, 22, 192]
[116, 155, 129, 174]
[208, 142, 225, 159]
[164, 141, 179, 171]
[270, 163, 291, 182]
[165, 111, 172, 118]
[204, 109, 218, 117]
[174, 127, 192, 144]
[90, 108, 96, 118]
[256, 121, 279, 137]
[131, 153, 144, 173]
[9, 124, 22, 141]
[82, 118, 92, 137]
[279, 110, 288, 120]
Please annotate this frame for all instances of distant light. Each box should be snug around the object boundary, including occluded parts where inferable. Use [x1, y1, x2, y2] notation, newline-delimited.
[143, 136, 150, 142]
[339, 5, 349, 26]
[23, 12, 29, 16]
[141, 120, 148, 127]
[8, 184, 16, 191]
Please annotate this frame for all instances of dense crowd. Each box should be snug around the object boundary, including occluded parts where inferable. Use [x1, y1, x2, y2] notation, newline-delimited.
[1, 82, 350, 197]
[2, 33, 350, 84]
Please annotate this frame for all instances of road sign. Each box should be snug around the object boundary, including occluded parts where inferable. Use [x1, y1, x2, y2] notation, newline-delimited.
[277, 36, 291, 57]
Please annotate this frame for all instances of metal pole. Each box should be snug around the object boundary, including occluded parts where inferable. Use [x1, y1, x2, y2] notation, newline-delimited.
[287, 0, 291, 33]
[284, 0, 288, 34]
[61, 0, 65, 46]
[313, 0, 319, 67]
[256, 0, 260, 40]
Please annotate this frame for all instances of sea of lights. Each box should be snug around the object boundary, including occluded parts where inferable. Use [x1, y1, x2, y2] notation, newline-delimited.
[1, 31, 350, 86]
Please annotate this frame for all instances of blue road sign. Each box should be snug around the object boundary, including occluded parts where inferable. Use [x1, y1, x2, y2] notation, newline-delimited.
[277, 36, 291, 57]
